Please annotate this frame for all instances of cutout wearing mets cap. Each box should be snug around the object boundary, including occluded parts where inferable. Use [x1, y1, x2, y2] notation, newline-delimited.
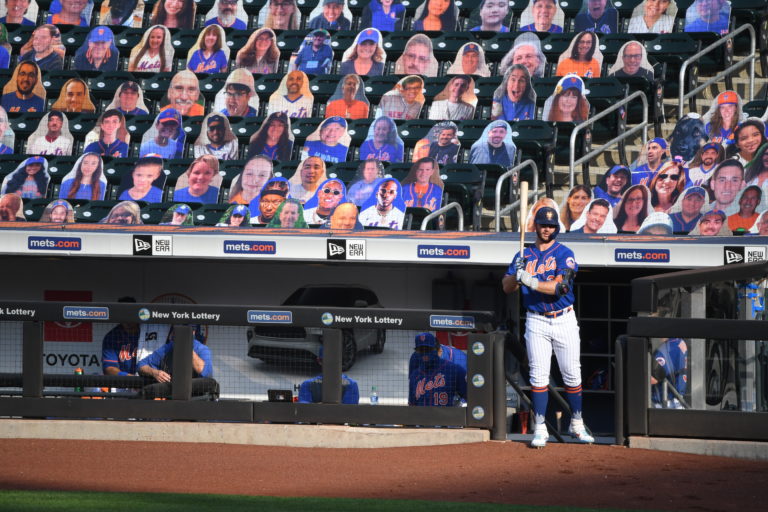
[717, 91, 738, 105]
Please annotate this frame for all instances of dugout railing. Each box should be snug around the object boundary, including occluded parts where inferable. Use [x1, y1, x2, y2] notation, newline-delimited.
[615, 261, 768, 445]
[0, 301, 508, 440]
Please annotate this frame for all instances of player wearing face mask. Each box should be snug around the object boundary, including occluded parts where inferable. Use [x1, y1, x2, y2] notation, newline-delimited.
[408, 333, 467, 407]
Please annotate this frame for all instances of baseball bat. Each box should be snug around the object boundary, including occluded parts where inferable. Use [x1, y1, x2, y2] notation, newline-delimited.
[519, 180, 528, 255]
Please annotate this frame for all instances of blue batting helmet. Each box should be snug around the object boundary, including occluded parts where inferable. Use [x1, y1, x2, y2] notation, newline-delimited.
[534, 206, 560, 237]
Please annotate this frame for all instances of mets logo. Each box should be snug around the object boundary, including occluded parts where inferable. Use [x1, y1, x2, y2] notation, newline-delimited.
[138, 308, 151, 321]
[321, 312, 333, 326]
[415, 373, 446, 400]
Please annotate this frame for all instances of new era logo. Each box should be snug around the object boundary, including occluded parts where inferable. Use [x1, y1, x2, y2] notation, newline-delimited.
[327, 239, 366, 260]
[133, 235, 152, 255]
[725, 249, 743, 264]
[328, 242, 345, 257]
[133, 235, 173, 256]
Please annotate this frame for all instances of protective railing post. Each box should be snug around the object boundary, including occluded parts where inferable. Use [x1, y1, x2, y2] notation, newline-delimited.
[322, 329, 342, 404]
[172, 325, 193, 401]
[22, 321, 43, 398]
[614, 335, 626, 446]
[492, 331, 507, 441]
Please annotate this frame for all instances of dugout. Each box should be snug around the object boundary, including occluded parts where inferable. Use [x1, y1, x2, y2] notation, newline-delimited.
[0, 223, 766, 440]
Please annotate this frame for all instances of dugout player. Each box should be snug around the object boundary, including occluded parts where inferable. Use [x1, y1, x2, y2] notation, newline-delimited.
[502, 206, 594, 448]
[408, 332, 467, 406]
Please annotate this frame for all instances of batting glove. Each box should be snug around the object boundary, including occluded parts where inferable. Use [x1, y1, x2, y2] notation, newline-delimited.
[516, 269, 539, 290]
[515, 258, 525, 272]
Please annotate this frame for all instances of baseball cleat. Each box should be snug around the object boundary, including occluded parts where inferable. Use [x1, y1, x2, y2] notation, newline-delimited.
[568, 424, 595, 444]
[530, 428, 548, 448]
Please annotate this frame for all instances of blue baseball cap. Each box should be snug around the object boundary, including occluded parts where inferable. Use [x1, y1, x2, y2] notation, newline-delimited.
[157, 109, 180, 124]
[701, 142, 720, 153]
[558, 75, 583, 94]
[88, 26, 114, 43]
[683, 186, 707, 199]
[232, 205, 248, 216]
[325, 116, 347, 129]
[358, 28, 379, 44]
[26, 156, 45, 165]
[414, 332, 437, 349]
[702, 208, 726, 221]
[463, 43, 480, 55]
[650, 137, 668, 150]
[606, 165, 631, 178]
[174, 204, 191, 214]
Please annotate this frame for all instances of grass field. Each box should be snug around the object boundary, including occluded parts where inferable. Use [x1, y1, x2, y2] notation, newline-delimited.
[0, 491, 659, 512]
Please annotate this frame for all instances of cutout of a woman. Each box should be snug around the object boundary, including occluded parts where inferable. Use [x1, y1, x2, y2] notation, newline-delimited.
[229, 156, 273, 205]
[186, 24, 229, 75]
[59, 152, 106, 201]
[128, 25, 174, 73]
[236, 28, 280, 74]
[247, 112, 294, 161]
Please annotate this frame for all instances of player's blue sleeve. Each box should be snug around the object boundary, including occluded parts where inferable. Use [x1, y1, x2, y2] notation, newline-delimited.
[342, 376, 359, 404]
[407, 371, 417, 405]
[556, 246, 578, 276]
[298, 379, 313, 403]
[408, 352, 418, 376]
[506, 250, 524, 275]
[193, 341, 213, 378]
[0, 47, 9, 69]
[102, 333, 120, 373]
[138, 343, 169, 371]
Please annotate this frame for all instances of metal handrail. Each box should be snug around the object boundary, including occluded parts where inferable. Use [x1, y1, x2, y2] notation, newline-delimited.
[569, 90, 649, 189]
[420, 201, 463, 231]
[678, 23, 756, 118]
[494, 160, 539, 232]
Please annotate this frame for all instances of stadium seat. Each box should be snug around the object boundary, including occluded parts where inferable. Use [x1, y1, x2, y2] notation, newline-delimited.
[509, 120, 557, 197]
[141, 72, 176, 102]
[199, 73, 229, 102]
[74, 200, 122, 223]
[254, 73, 287, 102]
[441, 163, 485, 230]
[22, 198, 52, 222]
[309, 74, 345, 105]
[193, 203, 231, 225]
[644, 33, 699, 101]
[89, 72, 140, 101]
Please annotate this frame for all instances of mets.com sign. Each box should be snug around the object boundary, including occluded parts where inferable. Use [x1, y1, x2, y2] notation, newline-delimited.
[429, 315, 476, 329]
[614, 248, 670, 263]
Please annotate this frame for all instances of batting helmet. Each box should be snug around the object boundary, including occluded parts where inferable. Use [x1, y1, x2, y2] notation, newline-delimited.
[534, 206, 560, 237]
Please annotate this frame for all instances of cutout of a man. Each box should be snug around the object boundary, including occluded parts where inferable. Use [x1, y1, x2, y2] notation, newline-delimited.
[358, 177, 406, 230]
[162, 70, 205, 117]
[1, 61, 44, 113]
[574, 0, 618, 34]
[84, 109, 129, 158]
[268, 70, 313, 119]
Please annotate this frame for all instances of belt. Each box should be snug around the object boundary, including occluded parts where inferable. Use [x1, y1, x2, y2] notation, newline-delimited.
[528, 306, 573, 319]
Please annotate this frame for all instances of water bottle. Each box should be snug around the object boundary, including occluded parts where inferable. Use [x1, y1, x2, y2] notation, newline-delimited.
[370, 386, 379, 405]
[74, 367, 83, 392]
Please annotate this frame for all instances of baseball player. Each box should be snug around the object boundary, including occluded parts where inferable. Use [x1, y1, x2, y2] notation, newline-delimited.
[408, 333, 467, 407]
[651, 338, 687, 409]
[408, 336, 467, 376]
[502, 206, 594, 448]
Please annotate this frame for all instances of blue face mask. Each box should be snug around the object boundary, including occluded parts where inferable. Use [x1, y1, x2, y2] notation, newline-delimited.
[418, 350, 441, 371]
